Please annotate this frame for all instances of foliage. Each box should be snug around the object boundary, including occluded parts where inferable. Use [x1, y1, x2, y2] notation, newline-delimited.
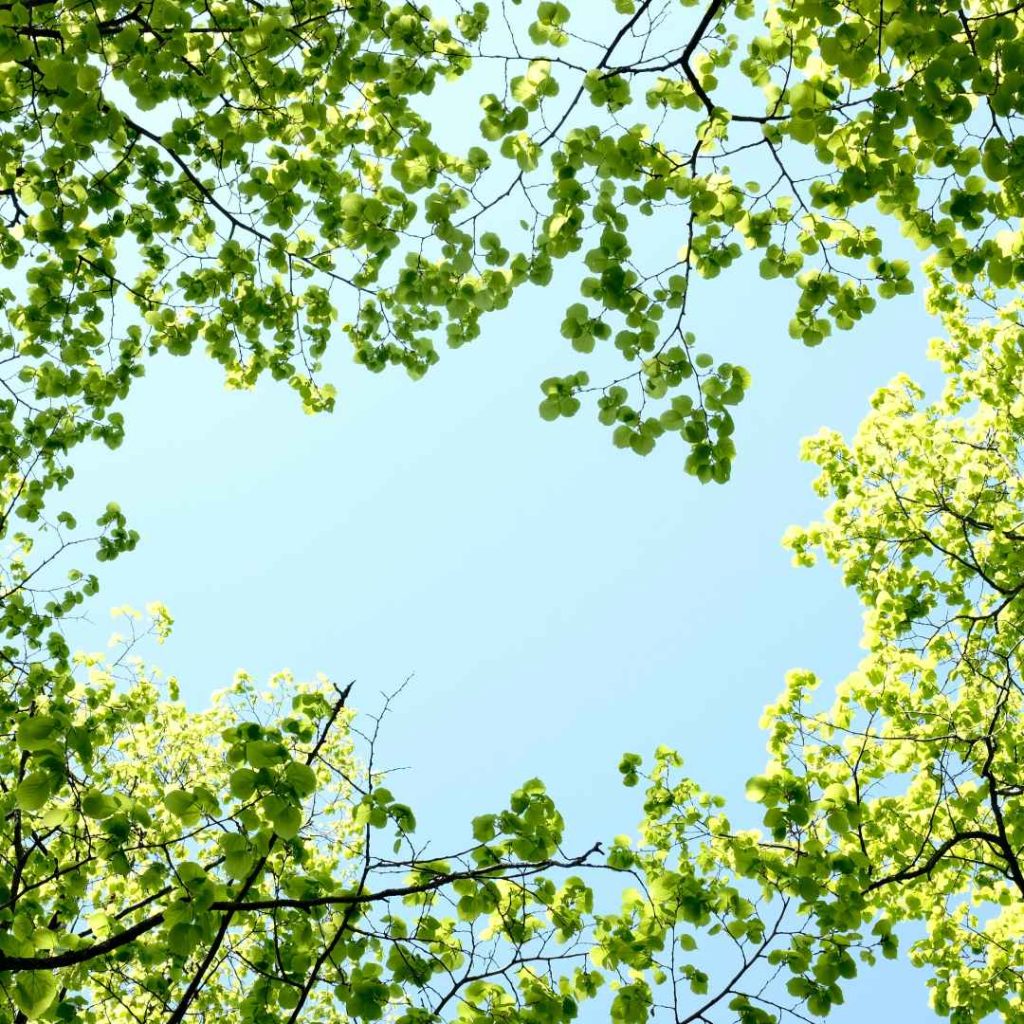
[0, 604, 898, 1024]
[772, 274, 1024, 1020]
[0, 611, 604, 1024]
[1, 0, 1023, 482]
[5, 0, 1024, 1021]
[22, 299, 1024, 1019]
[0, 594, 890, 1024]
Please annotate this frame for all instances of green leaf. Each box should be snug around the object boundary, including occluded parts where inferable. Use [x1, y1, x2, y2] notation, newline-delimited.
[167, 922, 203, 957]
[164, 790, 199, 820]
[15, 771, 54, 811]
[284, 761, 317, 798]
[262, 794, 303, 839]
[472, 814, 497, 842]
[224, 848, 254, 879]
[17, 716, 59, 751]
[246, 739, 288, 768]
[229, 768, 258, 801]
[81, 790, 119, 820]
[13, 973, 57, 1019]
[539, 397, 560, 421]
[744, 776, 770, 801]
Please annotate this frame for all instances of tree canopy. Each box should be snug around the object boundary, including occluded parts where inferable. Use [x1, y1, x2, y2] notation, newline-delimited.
[3, 0, 1024, 1022]
[4, 0, 1024, 480]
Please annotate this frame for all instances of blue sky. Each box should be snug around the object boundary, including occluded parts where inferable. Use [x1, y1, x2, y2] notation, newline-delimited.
[62, 245, 943, 1018]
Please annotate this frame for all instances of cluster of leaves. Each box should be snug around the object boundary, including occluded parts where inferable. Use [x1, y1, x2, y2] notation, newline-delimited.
[3, 0, 1024, 482]
[6, 0, 1024, 1022]
[773, 275, 1024, 1019]
[0, 609, 606, 1023]
[0, 601, 879, 1024]
[0, 606, 909, 1024]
